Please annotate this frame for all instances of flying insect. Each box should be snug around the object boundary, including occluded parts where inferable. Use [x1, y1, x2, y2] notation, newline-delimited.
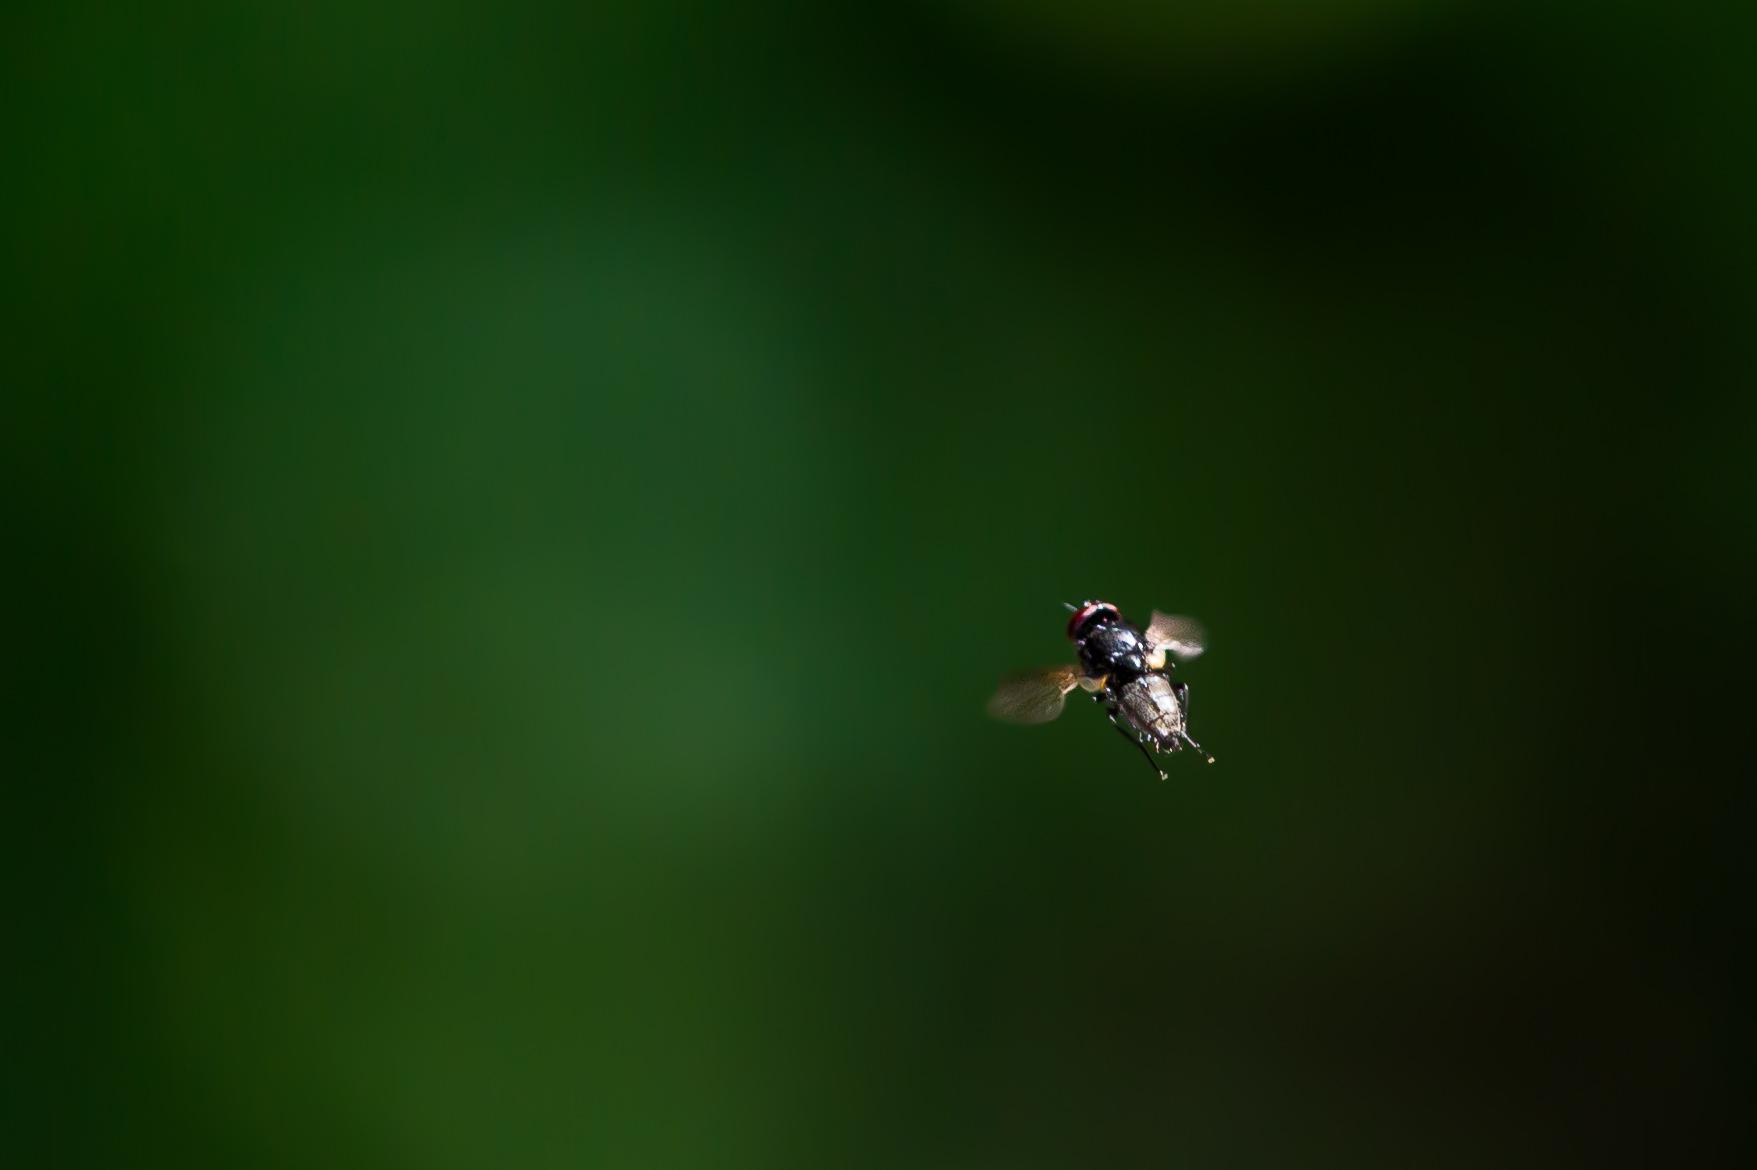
[987, 599, 1214, 780]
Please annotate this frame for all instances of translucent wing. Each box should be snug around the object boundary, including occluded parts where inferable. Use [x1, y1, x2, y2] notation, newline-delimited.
[1143, 611, 1206, 660]
[987, 665, 1084, 724]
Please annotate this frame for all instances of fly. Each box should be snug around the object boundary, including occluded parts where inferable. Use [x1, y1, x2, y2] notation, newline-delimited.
[987, 599, 1215, 781]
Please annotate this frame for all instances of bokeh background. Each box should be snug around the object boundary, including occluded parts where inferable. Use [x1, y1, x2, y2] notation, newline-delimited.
[9, 2, 1752, 1166]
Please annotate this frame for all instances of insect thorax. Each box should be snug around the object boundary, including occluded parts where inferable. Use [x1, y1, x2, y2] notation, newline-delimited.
[1078, 620, 1147, 680]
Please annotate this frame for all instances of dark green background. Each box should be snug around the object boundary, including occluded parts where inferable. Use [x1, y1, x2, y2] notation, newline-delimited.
[10, 2, 1750, 1166]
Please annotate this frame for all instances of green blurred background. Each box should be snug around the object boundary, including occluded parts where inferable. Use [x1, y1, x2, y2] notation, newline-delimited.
[9, 2, 1751, 1166]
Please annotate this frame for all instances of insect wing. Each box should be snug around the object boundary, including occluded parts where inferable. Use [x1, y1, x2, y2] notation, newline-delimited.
[1143, 610, 1206, 660]
[987, 665, 1083, 724]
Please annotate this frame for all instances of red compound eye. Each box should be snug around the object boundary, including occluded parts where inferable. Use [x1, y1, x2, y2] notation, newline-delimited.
[1067, 600, 1120, 640]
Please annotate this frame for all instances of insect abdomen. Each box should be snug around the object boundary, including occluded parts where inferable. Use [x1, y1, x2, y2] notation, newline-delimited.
[1115, 674, 1185, 747]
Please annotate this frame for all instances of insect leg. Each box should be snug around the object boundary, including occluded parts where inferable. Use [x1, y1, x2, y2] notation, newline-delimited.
[1107, 707, 1167, 781]
[1179, 731, 1215, 765]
